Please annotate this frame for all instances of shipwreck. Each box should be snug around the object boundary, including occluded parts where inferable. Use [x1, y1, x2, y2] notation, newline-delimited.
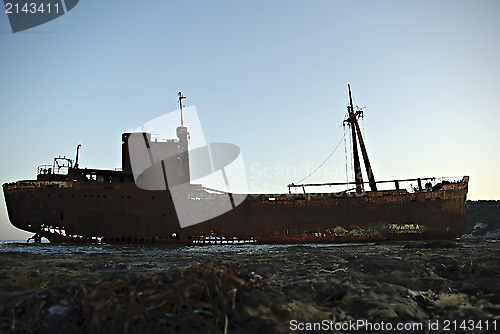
[3, 86, 469, 243]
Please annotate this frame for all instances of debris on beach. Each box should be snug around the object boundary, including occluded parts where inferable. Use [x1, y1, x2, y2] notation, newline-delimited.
[1, 262, 271, 333]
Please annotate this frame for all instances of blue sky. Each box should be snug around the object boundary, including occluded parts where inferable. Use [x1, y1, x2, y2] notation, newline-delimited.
[1, 0, 499, 240]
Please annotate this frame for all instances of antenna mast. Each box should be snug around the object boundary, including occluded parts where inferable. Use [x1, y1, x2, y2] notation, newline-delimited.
[178, 91, 186, 127]
[176, 91, 190, 183]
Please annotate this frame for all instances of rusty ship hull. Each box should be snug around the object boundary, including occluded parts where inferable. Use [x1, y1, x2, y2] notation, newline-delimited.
[3, 175, 468, 244]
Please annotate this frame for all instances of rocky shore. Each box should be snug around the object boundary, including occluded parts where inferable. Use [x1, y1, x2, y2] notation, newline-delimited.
[0, 238, 499, 333]
[0, 201, 498, 333]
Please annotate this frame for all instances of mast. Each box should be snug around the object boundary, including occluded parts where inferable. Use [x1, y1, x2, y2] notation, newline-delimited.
[176, 92, 190, 183]
[178, 92, 186, 127]
[344, 84, 377, 192]
[346, 84, 364, 192]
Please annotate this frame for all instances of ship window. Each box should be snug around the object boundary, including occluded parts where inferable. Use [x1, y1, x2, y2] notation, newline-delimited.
[105, 175, 111, 182]
[120, 176, 124, 182]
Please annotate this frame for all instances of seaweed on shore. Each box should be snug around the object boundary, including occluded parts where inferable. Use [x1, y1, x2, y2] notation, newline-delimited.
[0, 262, 272, 334]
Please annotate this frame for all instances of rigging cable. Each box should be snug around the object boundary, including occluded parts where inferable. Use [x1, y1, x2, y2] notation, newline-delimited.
[295, 131, 347, 184]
